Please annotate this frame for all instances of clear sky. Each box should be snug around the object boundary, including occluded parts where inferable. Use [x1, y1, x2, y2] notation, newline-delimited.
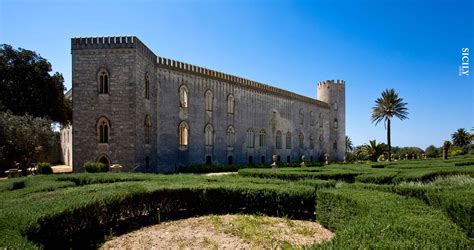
[1, 0, 472, 149]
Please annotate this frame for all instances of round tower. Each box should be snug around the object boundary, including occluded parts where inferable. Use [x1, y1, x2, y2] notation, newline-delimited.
[317, 80, 346, 161]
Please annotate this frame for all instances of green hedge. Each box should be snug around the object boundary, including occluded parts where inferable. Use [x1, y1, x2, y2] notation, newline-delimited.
[314, 188, 471, 248]
[83, 162, 108, 173]
[36, 162, 53, 175]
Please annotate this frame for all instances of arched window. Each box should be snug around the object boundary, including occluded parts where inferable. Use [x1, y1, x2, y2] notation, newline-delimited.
[319, 134, 323, 142]
[226, 126, 235, 147]
[228, 156, 233, 165]
[299, 132, 304, 147]
[310, 134, 315, 149]
[144, 115, 151, 144]
[259, 129, 266, 147]
[261, 156, 265, 163]
[145, 73, 150, 99]
[334, 119, 338, 129]
[334, 102, 338, 111]
[98, 155, 110, 168]
[179, 121, 189, 146]
[299, 109, 304, 124]
[319, 113, 323, 128]
[287, 155, 291, 163]
[98, 68, 109, 94]
[333, 140, 338, 150]
[205, 90, 213, 111]
[286, 132, 292, 149]
[97, 117, 110, 143]
[276, 130, 282, 149]
[179, 85, 189, 108]
[246, 128, 255, 148]
[227, 94, 235, 114]
[310, 111, 315, 126]
[249, 156, 254, 164]
[205, 123, 214, 146]
[206, 156, 212, 165]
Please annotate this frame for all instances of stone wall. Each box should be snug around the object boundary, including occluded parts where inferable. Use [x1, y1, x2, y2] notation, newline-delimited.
[70, 36, 345, 172]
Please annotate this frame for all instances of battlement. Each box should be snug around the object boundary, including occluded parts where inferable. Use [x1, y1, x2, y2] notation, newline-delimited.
[317, 80, 345, 86]
[71, 36, 157, 63]
[157, 56, 329, 107]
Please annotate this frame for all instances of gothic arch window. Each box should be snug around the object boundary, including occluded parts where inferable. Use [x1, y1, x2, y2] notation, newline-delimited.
[144, 115, 151, 144]
[334, 102, 338, 111]
[299, 109, 304, 124]
[179, 121, 189, 146]
[205, 90, 213, 111]
[259, 129, 266, 147]
[98, 68, 109, 94]
[247, 128, 255, 148]
[97, 117, 110, 143]
[205, 123, 214, 146]
[286, 132, 292, 149]
[310, 134, 315, 149]
[97, 155, 110, 168]
[276, 130, 282, 149]
[227, 94, 235, 114]
[334, 119, 338, 129]
[299, 132, 304, 147]
[226, 126, 235, 147]
[310, 111, 315, 126]
[319, 113, 323, 128]
[179, 85, 189, 108]
[246, 128, 255, 148]
[145, 73, 150, 99]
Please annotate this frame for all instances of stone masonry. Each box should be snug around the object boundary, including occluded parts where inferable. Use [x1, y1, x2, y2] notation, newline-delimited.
[69, 36, 345, 172]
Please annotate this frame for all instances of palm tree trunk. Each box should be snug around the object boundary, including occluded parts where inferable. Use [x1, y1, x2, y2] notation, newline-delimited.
[387, 119, 391, 161]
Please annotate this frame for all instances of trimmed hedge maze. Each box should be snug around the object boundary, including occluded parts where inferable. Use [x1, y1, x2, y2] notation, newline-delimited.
[1, 155, 473, 248]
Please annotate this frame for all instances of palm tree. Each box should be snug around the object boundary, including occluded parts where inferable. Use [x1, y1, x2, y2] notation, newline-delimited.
[451, 128, 471, 147]
[443, 140, 451, 160]
[371, 89, 409, 161]
[362, 140, 385, 162]
[345, 136, 353, 153]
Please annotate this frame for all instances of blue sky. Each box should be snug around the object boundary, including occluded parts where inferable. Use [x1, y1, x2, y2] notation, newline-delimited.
[1, 0, 472, 149]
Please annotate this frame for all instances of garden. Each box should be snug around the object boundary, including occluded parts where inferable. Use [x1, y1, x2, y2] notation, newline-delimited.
[0, 154, 473, 248]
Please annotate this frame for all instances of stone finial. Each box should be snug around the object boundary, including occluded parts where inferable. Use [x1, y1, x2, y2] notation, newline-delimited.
[300, 155, 306, 168]
[271, 155, 278, 168]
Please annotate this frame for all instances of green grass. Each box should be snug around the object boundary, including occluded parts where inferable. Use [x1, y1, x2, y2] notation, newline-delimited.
[0, 154, 473, 248]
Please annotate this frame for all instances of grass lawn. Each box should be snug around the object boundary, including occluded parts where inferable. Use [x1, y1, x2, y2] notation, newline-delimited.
[0, 154, 473, 248]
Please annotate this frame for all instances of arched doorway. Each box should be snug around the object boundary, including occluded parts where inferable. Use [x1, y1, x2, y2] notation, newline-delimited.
[261, 156, 265, 164]
[228, 156, 233, 165]
[206, 156, 212, 165]
[287, 156, 291, 163]
[248, 156, 253, 164]
[97, 155, 110, 171]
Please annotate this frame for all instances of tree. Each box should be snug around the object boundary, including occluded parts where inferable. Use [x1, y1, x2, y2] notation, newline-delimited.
[362, 140, 385, 162]
[451, 128, 471, 147]
[442, 140, 451, 160]
[371, 89, 409, 162]
[425, 145, 440, 158]
[0, 112, 56, 174]
[0, 44, 71, 124]
[345, 136, 353, 153]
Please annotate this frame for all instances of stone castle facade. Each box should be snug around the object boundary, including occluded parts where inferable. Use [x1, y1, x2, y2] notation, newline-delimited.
[68, 36, 345, 172]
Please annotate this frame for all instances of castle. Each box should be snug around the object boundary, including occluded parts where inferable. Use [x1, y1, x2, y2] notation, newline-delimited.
[64, 36, 345, 172]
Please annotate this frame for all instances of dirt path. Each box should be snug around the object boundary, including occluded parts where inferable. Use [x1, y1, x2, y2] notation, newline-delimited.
[101, 214, 334, 249]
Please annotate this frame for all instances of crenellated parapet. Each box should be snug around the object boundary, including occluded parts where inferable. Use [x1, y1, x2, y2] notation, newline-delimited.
[317, 80, 345, 87]
[157, 56, 329, 107]
[71, 36, 157, 64]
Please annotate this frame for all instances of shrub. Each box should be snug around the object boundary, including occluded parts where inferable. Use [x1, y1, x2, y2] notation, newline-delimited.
[315, 188, 471, 248]
[177, 164, 243, 173]
[454, 161, 474, 167]
[449, 146, 465, 157]
[83, 162, 107, 173]
[37, 162, 53, 175]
